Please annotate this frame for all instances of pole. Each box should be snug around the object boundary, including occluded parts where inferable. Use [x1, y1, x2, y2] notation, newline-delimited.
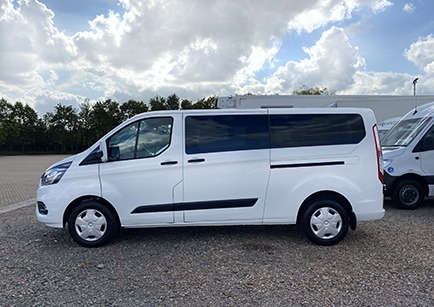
[413, 78, 419, 114]
[413, 78, 418, 96]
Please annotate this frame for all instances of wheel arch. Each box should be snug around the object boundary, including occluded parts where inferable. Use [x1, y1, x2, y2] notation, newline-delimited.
[63, 196, 120, 228]
[297, 190, 356, 230]
[390, 173, 429, 198]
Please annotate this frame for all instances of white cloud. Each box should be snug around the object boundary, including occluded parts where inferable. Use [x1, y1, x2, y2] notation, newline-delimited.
[343, 34, 434, 96]
[0, 0, 427, 115]
[370, 0, 393, 13]
[0, 0, 76, 104]
[404, 35, 434, 74]
[341, 71, 416, 95]
[258, 27, 365, 94]
[403, 3, 416, 14]
[287, 0, 392, 33]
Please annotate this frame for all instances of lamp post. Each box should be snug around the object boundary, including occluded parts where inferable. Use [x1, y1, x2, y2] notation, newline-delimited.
[413, 78, 418, 96]
[413, 78, 419, 114]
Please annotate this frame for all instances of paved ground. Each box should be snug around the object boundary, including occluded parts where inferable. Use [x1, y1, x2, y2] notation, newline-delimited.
[0, 155, 69, 211]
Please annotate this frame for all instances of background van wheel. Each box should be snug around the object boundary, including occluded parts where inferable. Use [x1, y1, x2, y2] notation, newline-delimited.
[392, 179, 424, 210]
[301, 199, 349, 246]
[68, 201, 118, 247]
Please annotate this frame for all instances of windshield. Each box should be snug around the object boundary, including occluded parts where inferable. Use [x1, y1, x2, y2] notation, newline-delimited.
[381, 117, 431, 147]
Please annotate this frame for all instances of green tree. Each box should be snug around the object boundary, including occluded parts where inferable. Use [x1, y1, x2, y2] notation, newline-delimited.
[0, 101, 42, 152]
[180, 96, 216, 109]
[293, 85, 335, 95]
[0, 99, 46, 152]
[16, 102, 43, 152]
[149, 95, 167, 111]
[192, 96, 217, 109]
[77, 101, 94, 149]
[166, 94, 180, 110]
[0, 98, 13, 149]
[148, 94, 182, 111]
[0, 94, 219, 154]
[181, 99, 194, 110]
[45, 104, 79, 152]
[90, 99, 122, 140]
[120, 99, 148, 120]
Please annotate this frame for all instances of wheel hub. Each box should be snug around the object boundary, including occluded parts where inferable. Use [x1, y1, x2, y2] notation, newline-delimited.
[400, 186, 418, 205]
[310, 207, 342, 240]
[75, 209, 107, 241]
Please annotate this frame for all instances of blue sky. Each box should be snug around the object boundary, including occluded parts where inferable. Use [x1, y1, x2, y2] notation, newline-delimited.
[348, 1, 434, 74]
[1, 0, 434, 115]
[40, 0, 123, 34]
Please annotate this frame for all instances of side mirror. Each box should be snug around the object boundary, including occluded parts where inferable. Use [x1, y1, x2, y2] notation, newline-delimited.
[109, 146, 120, 160]
[100, 140, 108, 162]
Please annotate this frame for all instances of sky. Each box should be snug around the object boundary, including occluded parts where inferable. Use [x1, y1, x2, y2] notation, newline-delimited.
[1, 0, 434, 115]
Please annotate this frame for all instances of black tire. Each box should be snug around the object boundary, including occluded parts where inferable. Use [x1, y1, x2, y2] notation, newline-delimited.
[392, 179, 424, 210]
[301, 199, 349, 246]
[68, 201, 118, 247]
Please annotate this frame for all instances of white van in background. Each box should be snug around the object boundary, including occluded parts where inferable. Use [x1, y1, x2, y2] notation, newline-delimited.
[382, 101, 434, 209]
[36, 108, 384, 247]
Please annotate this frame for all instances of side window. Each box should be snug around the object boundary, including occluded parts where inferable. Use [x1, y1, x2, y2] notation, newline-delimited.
[414, 124, 434, 152]
[185, 115, 269, 154]
[108, 122, 138, 160]
[137, 118, 173, 158]
[270, 114, 365, 148]
[107, 117, 173, 161]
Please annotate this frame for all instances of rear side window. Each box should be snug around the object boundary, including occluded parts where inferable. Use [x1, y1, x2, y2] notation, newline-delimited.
[270, 114, 365, 148]
[185, 115, 269, 154]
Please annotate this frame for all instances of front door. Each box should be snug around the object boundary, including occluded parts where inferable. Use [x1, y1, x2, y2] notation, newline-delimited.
[99, 114, 183, 226]
[415, 124, 434, 191]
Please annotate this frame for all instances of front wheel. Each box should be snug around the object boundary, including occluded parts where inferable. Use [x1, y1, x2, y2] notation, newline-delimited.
[392, 179, 424, 210]
[301, 199, 349, 246]
[68, 201, 118, 247]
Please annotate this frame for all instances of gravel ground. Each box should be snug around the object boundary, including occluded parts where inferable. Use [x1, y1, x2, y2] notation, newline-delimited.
[0, 200, 433, 306]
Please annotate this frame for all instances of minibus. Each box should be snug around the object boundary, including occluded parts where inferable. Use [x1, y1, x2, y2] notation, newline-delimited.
[37, 108, 384, 247]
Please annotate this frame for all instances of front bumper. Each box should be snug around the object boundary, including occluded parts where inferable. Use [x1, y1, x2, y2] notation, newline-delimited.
[383, 172, 397, 197]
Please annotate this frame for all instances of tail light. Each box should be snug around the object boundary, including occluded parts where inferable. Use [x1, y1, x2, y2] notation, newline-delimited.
[373, 124, 384, 183]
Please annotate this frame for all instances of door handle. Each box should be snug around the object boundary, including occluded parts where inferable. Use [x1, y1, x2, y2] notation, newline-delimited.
[161, 161, 178, 165]
[188, 158, 205, 163]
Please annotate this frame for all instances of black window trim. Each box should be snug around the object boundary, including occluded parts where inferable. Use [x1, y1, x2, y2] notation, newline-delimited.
[184, 113, 366, 154]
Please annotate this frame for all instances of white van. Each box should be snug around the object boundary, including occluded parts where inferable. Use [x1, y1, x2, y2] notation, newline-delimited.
[36, 108, 384, 247]
[382, 101, 434, 209]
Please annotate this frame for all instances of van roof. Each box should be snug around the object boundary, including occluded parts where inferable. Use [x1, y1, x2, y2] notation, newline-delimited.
[402, 101, 434, 119]
[130, 107, 374, 118]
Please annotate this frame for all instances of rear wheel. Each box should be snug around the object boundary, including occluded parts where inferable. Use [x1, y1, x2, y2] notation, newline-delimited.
[392, 179, 424, 210]
[301, 199, 349, 246]
[68, 201, 118, 247]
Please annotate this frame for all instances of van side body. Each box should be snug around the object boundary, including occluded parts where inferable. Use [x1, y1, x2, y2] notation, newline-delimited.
[36, 108, 384, 247]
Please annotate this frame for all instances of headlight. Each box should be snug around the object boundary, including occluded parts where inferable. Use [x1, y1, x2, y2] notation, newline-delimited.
[383, 159, 393, 168]
[41, 162, 72, 186]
